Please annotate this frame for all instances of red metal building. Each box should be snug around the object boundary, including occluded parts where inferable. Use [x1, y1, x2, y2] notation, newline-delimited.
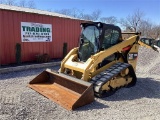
[0, 4, 87, 65]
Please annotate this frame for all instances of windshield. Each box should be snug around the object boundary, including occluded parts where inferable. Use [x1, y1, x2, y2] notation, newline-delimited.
[78, 25, 100, 61]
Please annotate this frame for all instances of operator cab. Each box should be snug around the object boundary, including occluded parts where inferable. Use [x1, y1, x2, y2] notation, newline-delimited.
[78, 22, 122, 62]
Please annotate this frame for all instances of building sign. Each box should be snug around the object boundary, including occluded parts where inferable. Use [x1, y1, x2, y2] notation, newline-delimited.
[21, 22, 52, 42]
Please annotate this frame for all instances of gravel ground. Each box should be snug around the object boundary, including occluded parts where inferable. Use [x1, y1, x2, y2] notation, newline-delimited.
[0, 47, 160, 120]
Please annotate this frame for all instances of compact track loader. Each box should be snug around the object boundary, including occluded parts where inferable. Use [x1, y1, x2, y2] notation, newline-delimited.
[29, 22, 160, 110]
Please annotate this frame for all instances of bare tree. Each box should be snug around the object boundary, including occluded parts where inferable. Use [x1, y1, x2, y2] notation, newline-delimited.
[55, 8, 84, 19]
[5, 0, 16, 5]
[81, 14, 93, 20]
[0, 0, 36, 8]
[100, 16, 117, 24]
[28, 0, 35, 8]
[46, 8, 52, 12]
[137, 18, 160, 39]
[55, 8, 101, 21]
[120, 9, 144, 32]
[19, 0, 27, 7]
[79, 10, 101, 21]
[55, 9, 71, 15]
[138, 19, 152, 37]
[71, 8, 84, 18]
[151, 25, 160, 39]
[91, 9, 101, 21]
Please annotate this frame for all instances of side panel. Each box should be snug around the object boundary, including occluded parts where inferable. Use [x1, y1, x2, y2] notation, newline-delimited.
[128, 44, 139, 71]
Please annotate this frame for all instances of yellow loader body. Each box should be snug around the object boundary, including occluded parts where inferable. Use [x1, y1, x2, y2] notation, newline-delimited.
[29, 22, 160, 110]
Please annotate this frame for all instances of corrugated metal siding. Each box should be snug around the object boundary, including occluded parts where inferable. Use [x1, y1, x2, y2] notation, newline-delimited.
[0, 9, 86, 65]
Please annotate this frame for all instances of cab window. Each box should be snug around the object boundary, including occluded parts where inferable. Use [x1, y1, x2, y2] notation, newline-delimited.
[102, 29, 120, 49]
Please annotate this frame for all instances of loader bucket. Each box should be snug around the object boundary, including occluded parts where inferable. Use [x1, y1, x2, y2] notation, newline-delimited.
[28, 69, 94, 110]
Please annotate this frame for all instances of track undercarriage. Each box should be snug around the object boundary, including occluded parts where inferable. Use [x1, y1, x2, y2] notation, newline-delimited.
[90, 62, 137, 97]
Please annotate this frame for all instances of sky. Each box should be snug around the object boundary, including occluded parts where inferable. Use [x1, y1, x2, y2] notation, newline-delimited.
[22, 0, 160, 24]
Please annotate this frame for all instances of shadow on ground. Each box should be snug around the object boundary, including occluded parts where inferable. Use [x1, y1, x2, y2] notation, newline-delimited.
[75, 100, 109, 111]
